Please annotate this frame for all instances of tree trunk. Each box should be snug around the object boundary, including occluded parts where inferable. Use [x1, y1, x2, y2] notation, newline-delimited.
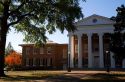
[0, 19, 8, 76]
[0, 20, 9, 76]
[0, 2, 10, 77]
[0, 25, 8, 77]
[0, 36, 6, 76]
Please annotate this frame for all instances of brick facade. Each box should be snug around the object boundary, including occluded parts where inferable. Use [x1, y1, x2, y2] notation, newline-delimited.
[20, 42, 68, 70]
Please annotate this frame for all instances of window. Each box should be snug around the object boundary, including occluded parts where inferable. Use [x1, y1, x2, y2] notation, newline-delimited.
[93, 44, 99, 52]
[36, 58, 40, 66]
[40, 47, 44, 54]
[26, 58, 29, 66]
[50, 58, 52, 66]
[26, 47, 31, 55]
[47, 47, 51, 54]
[47, 58, 52, 66]
[40, 59, 43, 66]
[43, 59, 45, 66]
[84, 44, 88, 52]
[33, 48, 39, 54]
[24, 58, 26, 66]
[45, 58, 47, 66]
[29, 59, 33, 66]
[47, 58, 50, 66]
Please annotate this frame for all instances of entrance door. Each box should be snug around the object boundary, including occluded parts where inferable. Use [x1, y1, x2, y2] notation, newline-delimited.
[94, 56, 99, 68]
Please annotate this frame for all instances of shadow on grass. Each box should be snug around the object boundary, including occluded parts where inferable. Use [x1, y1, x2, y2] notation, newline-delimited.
[91, 73, 125, 78]
[1, 75, 49, 81]
[1, 72, 125, 82]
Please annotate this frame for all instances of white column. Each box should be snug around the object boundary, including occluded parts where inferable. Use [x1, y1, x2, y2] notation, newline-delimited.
[87, 33, 93, 68]
[122, 59, 125, 68]
[77, 34, 82, 68]
[33, 58, 36, 66]
[68, 35, 74, 68]
[110, 52, 115, 68]
[99, 33, 104, 68]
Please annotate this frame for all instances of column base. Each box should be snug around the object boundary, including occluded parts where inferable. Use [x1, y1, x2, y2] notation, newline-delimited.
[78, 65, 83, 68]
[88, 65, 93, 68]
[99, 66, 104, 68]
[122, 59, 125, 68]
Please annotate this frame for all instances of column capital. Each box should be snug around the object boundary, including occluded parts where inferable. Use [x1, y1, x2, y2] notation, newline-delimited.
[98, 32, 104, 36]
[77, 34, 82, 38]
[67, 34, 72, 37]
[87, 33, 92, 36]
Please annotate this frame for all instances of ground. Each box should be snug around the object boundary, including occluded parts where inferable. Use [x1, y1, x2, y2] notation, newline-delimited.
[0, 70, 125, 82]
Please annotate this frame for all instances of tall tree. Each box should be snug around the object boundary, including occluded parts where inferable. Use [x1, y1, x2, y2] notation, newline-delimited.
[0, 0, 84, 76]
[110, 5, 125, 64]
[5, 42, 14, 56]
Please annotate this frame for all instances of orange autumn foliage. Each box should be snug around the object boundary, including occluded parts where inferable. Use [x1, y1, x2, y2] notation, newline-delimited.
[5, 51, 22, 67]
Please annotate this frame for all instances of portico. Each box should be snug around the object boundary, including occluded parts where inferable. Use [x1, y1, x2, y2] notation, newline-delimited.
[68, 14, 119, 68]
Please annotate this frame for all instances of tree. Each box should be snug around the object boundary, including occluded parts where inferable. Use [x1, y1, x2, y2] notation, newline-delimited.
[5, 50, 22, 69]
[5, 42, 14, 56]
[110, 5, 125, 64]
[0, 0, 84, 76]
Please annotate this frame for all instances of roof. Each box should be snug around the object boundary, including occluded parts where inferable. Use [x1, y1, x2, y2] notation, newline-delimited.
[75, 14, 114, 26]
[19, 40, 67, 46]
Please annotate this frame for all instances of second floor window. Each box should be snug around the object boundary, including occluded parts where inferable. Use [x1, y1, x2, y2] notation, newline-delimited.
[47, 47, 51, 54]
[26, 47, 31, 55]
[33, 48, 39, 54]
[40, 47, 44, 54]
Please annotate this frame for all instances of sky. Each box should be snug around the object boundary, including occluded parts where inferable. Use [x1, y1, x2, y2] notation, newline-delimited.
[6, 0, 125, 52]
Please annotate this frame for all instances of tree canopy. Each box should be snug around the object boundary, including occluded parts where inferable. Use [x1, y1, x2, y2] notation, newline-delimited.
[0, 0, 85, 76]
[110, 5, 125, 60]
[0, 0, 84, 45]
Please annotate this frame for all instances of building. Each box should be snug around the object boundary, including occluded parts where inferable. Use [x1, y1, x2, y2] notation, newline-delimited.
[68, 14, 125, 69]
[20, 41, 68, 70]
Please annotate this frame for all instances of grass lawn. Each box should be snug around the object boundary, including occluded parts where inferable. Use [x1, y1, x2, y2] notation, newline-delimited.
[0, 70, 125, 82]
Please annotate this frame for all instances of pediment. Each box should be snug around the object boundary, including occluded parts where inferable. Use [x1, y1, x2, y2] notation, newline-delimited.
[75, 14, 114, 26]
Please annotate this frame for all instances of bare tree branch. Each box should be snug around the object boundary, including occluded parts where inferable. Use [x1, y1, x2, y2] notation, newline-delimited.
[8, 12, 33, 26]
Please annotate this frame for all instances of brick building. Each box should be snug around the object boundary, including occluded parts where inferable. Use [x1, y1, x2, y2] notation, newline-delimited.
[19, 41, 68, 70]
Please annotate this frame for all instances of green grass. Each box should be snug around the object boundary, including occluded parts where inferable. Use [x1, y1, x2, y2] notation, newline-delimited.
[0, 71, 125, 82]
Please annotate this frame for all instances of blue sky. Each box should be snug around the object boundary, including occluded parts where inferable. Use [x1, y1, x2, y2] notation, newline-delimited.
[6, 0, 125, 52]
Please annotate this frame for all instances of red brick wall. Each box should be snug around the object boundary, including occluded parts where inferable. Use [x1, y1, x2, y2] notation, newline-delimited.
[20, 43, 68, 69]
